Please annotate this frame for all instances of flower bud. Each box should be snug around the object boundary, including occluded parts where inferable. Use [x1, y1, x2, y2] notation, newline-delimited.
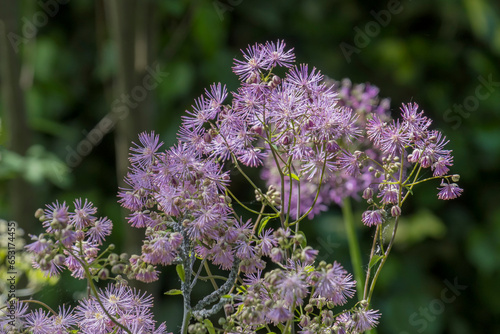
[391, 205, 401, 217]
[108, 253, 119, 262]
[250, 125, 263, 136]
[224, 303, 234, 314]
[75, 230, 85, 241]
[120, 253, 129, 262]
[246, 73, 259, 84]
[362, 188, 373, 200]
[35, 208, 45, 220]
[452, 174, 460, 182]
[326, 140, 340, 153]
[203, 132, 212, 143]
[53, 254, 66, 266]
[112, 264, 125, 274]
[98, 268, 109, 280]
[281, 133, 291, 145]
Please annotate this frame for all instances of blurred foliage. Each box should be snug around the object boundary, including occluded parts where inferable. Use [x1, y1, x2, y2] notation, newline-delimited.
[0, 145, 71, 187]
[1, 0, 499, 332]
[0, 220, 58, 306]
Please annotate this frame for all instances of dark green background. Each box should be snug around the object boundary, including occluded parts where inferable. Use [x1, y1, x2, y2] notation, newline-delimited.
[1, 0, 499, 333]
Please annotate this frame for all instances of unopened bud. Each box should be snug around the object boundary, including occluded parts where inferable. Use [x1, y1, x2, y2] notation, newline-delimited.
[250, 125, 263, 136]
[108, 253, 119, 262]
[35, 208, 45, 220]
[98, 268, 109, 280]
[203, 132, 212, 143]
[391, 205, 401, 217]
[53, 254, 66, 266]
[451, 174, 460, 182]
[326, 140, 340, 153]
[111, 264, 125, 274]
[362, 188, 373, 200]
[246, 73, 259, 84]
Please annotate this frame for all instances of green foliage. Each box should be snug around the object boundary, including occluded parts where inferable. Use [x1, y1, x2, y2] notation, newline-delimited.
[0, 145, 71, 187]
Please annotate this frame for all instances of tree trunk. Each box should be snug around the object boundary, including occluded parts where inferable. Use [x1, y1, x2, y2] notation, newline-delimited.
[0, 1, 36, 232]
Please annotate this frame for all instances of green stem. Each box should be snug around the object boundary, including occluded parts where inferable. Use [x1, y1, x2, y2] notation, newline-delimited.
[367, 215, 400, 304]
[342, 197, 364, 300]
[181, 308, 191, 334]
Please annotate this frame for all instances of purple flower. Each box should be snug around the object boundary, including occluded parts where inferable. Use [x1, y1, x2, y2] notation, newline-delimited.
[25, 308, 54, 334]
[286, 64, 323, 92]
[311, 262, 356, 306]
[25, 234, 52, 255]
[258, 229, 277, 256]
[232, 43, 266, 81]
[301, 246, 318, 264]
[129, 131, 163, 168]
[75, 298, 108, 333]
[127, 211, 153, 228]
[366, 115, 386, 147]
[43, 200, 69, 231]
[69, 198, 97, 230]
[417, 130, 452, 169]
[361, 209, 385, 227]
[0, 300, 28, 330]
[378, 184, 399, 204]
[301, 148, 336, 180]
[262, 40, 295, 69]
[379, 119, 410, 157]
[59, 228, 77, 247]
[276, 270, 309, 306]
[75, 284, 169, 333]
[142, 233, 181, 266]
[134, 265, 160, 283]
[338, 150, 362, 176]
[210, 242, 235, 270]
[53, 305, 77, 332]
[266, 301, 293, 325]
[432, 155, 453, 177]
[98, 284, 133, 314]
[437, 182, 463, 200]
[86, 217, 112, 245]
[237, 147, 266, 167]
[352, 308, 381, 332]
[31, 256, 63, 278]
[205, 82, 228, 112]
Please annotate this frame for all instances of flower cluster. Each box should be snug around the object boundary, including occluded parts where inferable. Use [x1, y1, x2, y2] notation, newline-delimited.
[356, 102, 463, 227]
[224, 259, 381, 333]
[118, 132, 274, 281]
[25, 199, 114, 279]
[15, 40, 463, 334]
[261, 77, 392, 218]
[1, 285, 170, 334]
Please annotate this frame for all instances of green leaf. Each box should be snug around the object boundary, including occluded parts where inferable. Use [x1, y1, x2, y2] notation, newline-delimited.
[258, 216, 272, 235]
[369, 254, 384, 269]
[176, 264, 185, 282]
[203, 319, 216, 334]
[288, 172, 300, 181]
[164, 289, 183, 295]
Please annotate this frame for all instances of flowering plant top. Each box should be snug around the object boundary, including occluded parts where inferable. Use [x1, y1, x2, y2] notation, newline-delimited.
[10, 40, 462, 334]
